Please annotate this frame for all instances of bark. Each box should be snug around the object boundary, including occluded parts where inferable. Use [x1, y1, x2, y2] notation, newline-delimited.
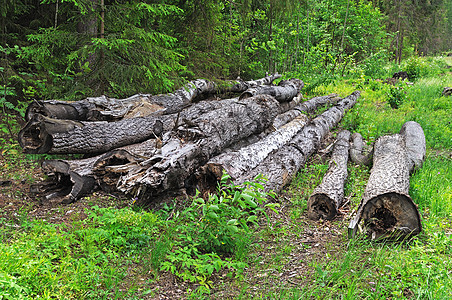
[272, 93, 340, 128]
[18, 113, 163, 154]
[349, 132, 373, 166]
[199, 91, 360, 194]
[348, 121, 424, 240]
[239, 79, 305, 102]
[307, 130, 351, 220]
[201, 114, 310, 182]
[114, 95, 280, 200]
[25, 75, 281, 122]
[32, 139, 159, 203]
[400, 121, 425, 172]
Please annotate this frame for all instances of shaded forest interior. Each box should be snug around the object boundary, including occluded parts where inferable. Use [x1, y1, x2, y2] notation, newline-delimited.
[1, 0, 451, 103]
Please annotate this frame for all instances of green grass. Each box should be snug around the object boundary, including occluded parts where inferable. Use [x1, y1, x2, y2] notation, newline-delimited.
[0, 55, 451, 299]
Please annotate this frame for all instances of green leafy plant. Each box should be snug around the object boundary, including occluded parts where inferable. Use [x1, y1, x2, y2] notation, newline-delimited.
[160, 172, 278, 294]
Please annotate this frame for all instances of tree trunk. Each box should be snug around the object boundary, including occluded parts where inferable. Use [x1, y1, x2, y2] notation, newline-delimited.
[272, 93, 340, 128]
[201, 114, 309, 182]
[18, 113, 164, 154]
[239, 79, 304, 102]
[348, 121, 424, 240]
[25, 75, 281, 122]
[32, 138, 159, 204]
[113, 95, 280, 199]
[349, 132, 373, 166]
[307, 130, 351, 220]
[199, 91, 360, 194]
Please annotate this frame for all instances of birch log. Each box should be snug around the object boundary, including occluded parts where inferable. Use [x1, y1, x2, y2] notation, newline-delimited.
[307, 130, 351, 220]
[239, 79, 304, 102]
[349, 132, 373, 166]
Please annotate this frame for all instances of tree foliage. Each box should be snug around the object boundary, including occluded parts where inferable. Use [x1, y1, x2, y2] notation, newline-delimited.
[0, 0, 451, 100]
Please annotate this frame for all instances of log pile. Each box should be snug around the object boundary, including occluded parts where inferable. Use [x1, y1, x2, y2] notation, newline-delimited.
[26, 75, 359, 204]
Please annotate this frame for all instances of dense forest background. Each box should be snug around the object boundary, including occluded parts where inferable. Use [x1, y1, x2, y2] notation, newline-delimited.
[1, 0, 451, 102]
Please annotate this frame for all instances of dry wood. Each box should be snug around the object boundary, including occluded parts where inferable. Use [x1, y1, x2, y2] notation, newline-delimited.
[202, 114, 310, 182]
[272, 93, 339, 128]
[197, 91, 360, 194]
[25, 75, 281, 121]
[32, 139, 159, 203]
[18, 113, 163, 154]
[112, 95, 280, 199]
[349, 132, 373, 166]
[239, 79, 304, 102]
[307, 130, 351, 220]
[348, 121, 424, 240]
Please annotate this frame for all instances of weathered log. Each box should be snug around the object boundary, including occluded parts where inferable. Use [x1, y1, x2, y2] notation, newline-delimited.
[25, 75, 281, 121]
[33, 139, 159, 203]
[272, 93, 339, 128]
[18, 113, 163, 154]
[307, 130, 351, 220]
[115, 94, 280, 199]
[400, 121, 426, 172]
[198, 91, 360, 194]
[349, 132, 373, 166]
[239, 79, 304, 102]
[238, 91, 359, 192]
[348, 121, 424, 240]
[201, 114, 310, 182]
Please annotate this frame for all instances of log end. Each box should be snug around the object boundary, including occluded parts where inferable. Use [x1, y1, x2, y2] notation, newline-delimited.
[307, 193, 338, 220]
[361, 192, 421, 240]
[18, 115, 53, 154]
[34, 160, 96, 204]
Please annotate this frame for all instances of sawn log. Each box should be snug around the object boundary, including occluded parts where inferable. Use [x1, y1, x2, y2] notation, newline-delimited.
[307, 130, 351, 220]
[348, 121, 425, 240]
[239, 79, 304, 102]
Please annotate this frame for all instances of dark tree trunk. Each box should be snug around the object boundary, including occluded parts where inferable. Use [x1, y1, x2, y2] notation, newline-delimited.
[239, 79, 304, 102]
[348, 121, 424, 240]
[113, 95, 280, 199]
[307, 130, 351, 220]
[18, 113, 164, 154]
[25, 75, 281, 122]
[349, 132, 373, 166]
[32, 139, 159, 203]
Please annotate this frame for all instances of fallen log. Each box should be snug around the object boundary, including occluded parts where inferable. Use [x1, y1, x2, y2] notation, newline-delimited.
[348, 121, 424, 240]
[272, 93, 339, 128]
[33, 139, 159, 203]
[25, 75, 281, 121]
[239, 79, 304, 102]
[112, 94, 280, 199]
[198, 91, 360, 194]
[349, 132, 372, 166]
[307, 130, 351, 220]
[18, 113, 164, 154]
[201, 114, 310, 182]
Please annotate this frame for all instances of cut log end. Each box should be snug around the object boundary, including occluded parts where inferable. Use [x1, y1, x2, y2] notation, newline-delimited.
[361, 192, 421, 240]
[307, 193, 337, 220]
[18, 115, 53, 154]
[33, 160, 96, 204]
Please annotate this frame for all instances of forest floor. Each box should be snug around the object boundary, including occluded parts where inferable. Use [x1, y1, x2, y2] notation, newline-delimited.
[1, 56, 451, 299]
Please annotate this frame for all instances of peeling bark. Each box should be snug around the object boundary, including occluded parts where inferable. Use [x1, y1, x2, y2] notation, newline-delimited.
[348, 121, 424, 240]
[32, 139, 159, 203]
[349, 132, 373, 166]
[272, 93, 339, 128]
[239, 79, 304, 102]
[307, 130, 351, 220]
[114, 95, 280, 200]
[201, 114, 309, 182]
[25, 75, 281, 122]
